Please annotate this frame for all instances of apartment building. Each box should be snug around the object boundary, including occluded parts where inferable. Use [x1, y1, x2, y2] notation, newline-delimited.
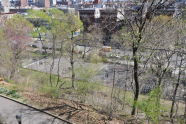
[1, 0, 10, 12]
[34, 0, 50, 7]
[20, 0, 27, 7]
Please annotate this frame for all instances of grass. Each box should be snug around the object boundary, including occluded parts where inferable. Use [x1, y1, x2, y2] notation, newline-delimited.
[15, 68, 103, 98]
[29, 51, 44, 57]
[29, 51, 53, 58]
[1, 68, 185, 123]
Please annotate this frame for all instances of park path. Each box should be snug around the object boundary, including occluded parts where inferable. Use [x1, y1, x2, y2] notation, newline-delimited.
[23, 56, 184, 78]
[0, 95, 71, 124]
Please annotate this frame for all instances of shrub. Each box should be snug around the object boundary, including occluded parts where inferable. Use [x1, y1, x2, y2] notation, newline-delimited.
[76, 81, 101, 103]
[39, 84, 61, 98]
[90, 54, 103, 63]
[137, 87, 163, 124]
[76, 81, 100, 95]
[75, 65, 100, 82]
[0, 87, 20, 99]
[102, 57, 108, 63]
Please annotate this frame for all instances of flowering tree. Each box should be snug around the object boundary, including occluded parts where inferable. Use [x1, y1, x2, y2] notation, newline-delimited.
[3, 14, 33, 79]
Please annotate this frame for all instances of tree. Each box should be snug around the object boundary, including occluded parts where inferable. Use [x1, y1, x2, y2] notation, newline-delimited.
[169, 20, 186, 119]
[28, 9, 83, 88]
[27, 9, 69, 87]
[141, 15, 186, 121]
[137, 87, 162, 124]
[2, 14, 33, 79]
[65, 13, 83, 88]
[27, 9, 49, 54]
[146, 16, 176, 87]
[116, 0, 175, 115]
[47, 9, 69, 87]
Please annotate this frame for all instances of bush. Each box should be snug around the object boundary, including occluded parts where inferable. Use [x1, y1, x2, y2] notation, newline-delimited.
[137, 87, 163, 124]
[90, 54, 103, 63]
[102, 57, 108, 63]
[75, 65, 100, 82]
[88, 54, 108, 63]
[86, 52, 107, 64]
[39, 85, 61, 98]
[76, 81, 101, 96]
[76, 81, 101, 103]
[0, 87, 20, 99]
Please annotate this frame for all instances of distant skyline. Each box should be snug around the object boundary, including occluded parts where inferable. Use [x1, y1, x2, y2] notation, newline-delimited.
[0, 0, 183, 1]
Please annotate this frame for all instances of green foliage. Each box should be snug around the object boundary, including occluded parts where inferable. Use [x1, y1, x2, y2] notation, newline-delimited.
[27, 9, 83, 41]
[38, 75, 101, 100]
[102, 57, 108, 63]
[0, 87, 20, 99]
[27, 9, 50, 20]
[87, 53, 105, 63]
[76, 81, 101, 97]
[75, 65, 99, 82]
[176, 116, 186, 124]
[27, 9, 69, 40]
[48, 9, 69, 36]
[18, 69, 102, 100]
[66, 13, 83, 33]
[32, 27, 47, 38]
[27, 10, 49, 38]
[137, 87, 163, 124]
[4, 14, 33, 39]
[39, 84, 61, 98]
[1, 14, 34, 79]
[90, 54, 103, 63]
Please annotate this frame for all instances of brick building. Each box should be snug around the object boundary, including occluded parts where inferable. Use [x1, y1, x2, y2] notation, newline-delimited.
[21, 0, 28, 7]
[45, 0, 50, 8]
[35, 0, 50, 7]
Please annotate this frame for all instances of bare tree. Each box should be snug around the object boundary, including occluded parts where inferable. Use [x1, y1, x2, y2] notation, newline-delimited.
[169, 20, 186, 118]
[112, 0, 178, 115]
[120, 0, 172, 115]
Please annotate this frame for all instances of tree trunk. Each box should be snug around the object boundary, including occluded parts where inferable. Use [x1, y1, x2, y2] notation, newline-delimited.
[82, 46, 86, 59]
[109, 64, 116, 119]
[184, 93, 186, 123]
[10, 53, 19, 79]
[56, 41, 63, 87]
[70, 44, 75, 88]
[9, 67, 16, 79]
[49, 35, 56, 87]
[70, 32, 75, 88]
[131, 46, 139, 115]
[170, 57, 183, 118]
[82, 31, 86, 59]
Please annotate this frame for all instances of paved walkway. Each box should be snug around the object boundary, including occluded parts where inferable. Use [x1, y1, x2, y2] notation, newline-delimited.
[0, 96, 69, 124]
